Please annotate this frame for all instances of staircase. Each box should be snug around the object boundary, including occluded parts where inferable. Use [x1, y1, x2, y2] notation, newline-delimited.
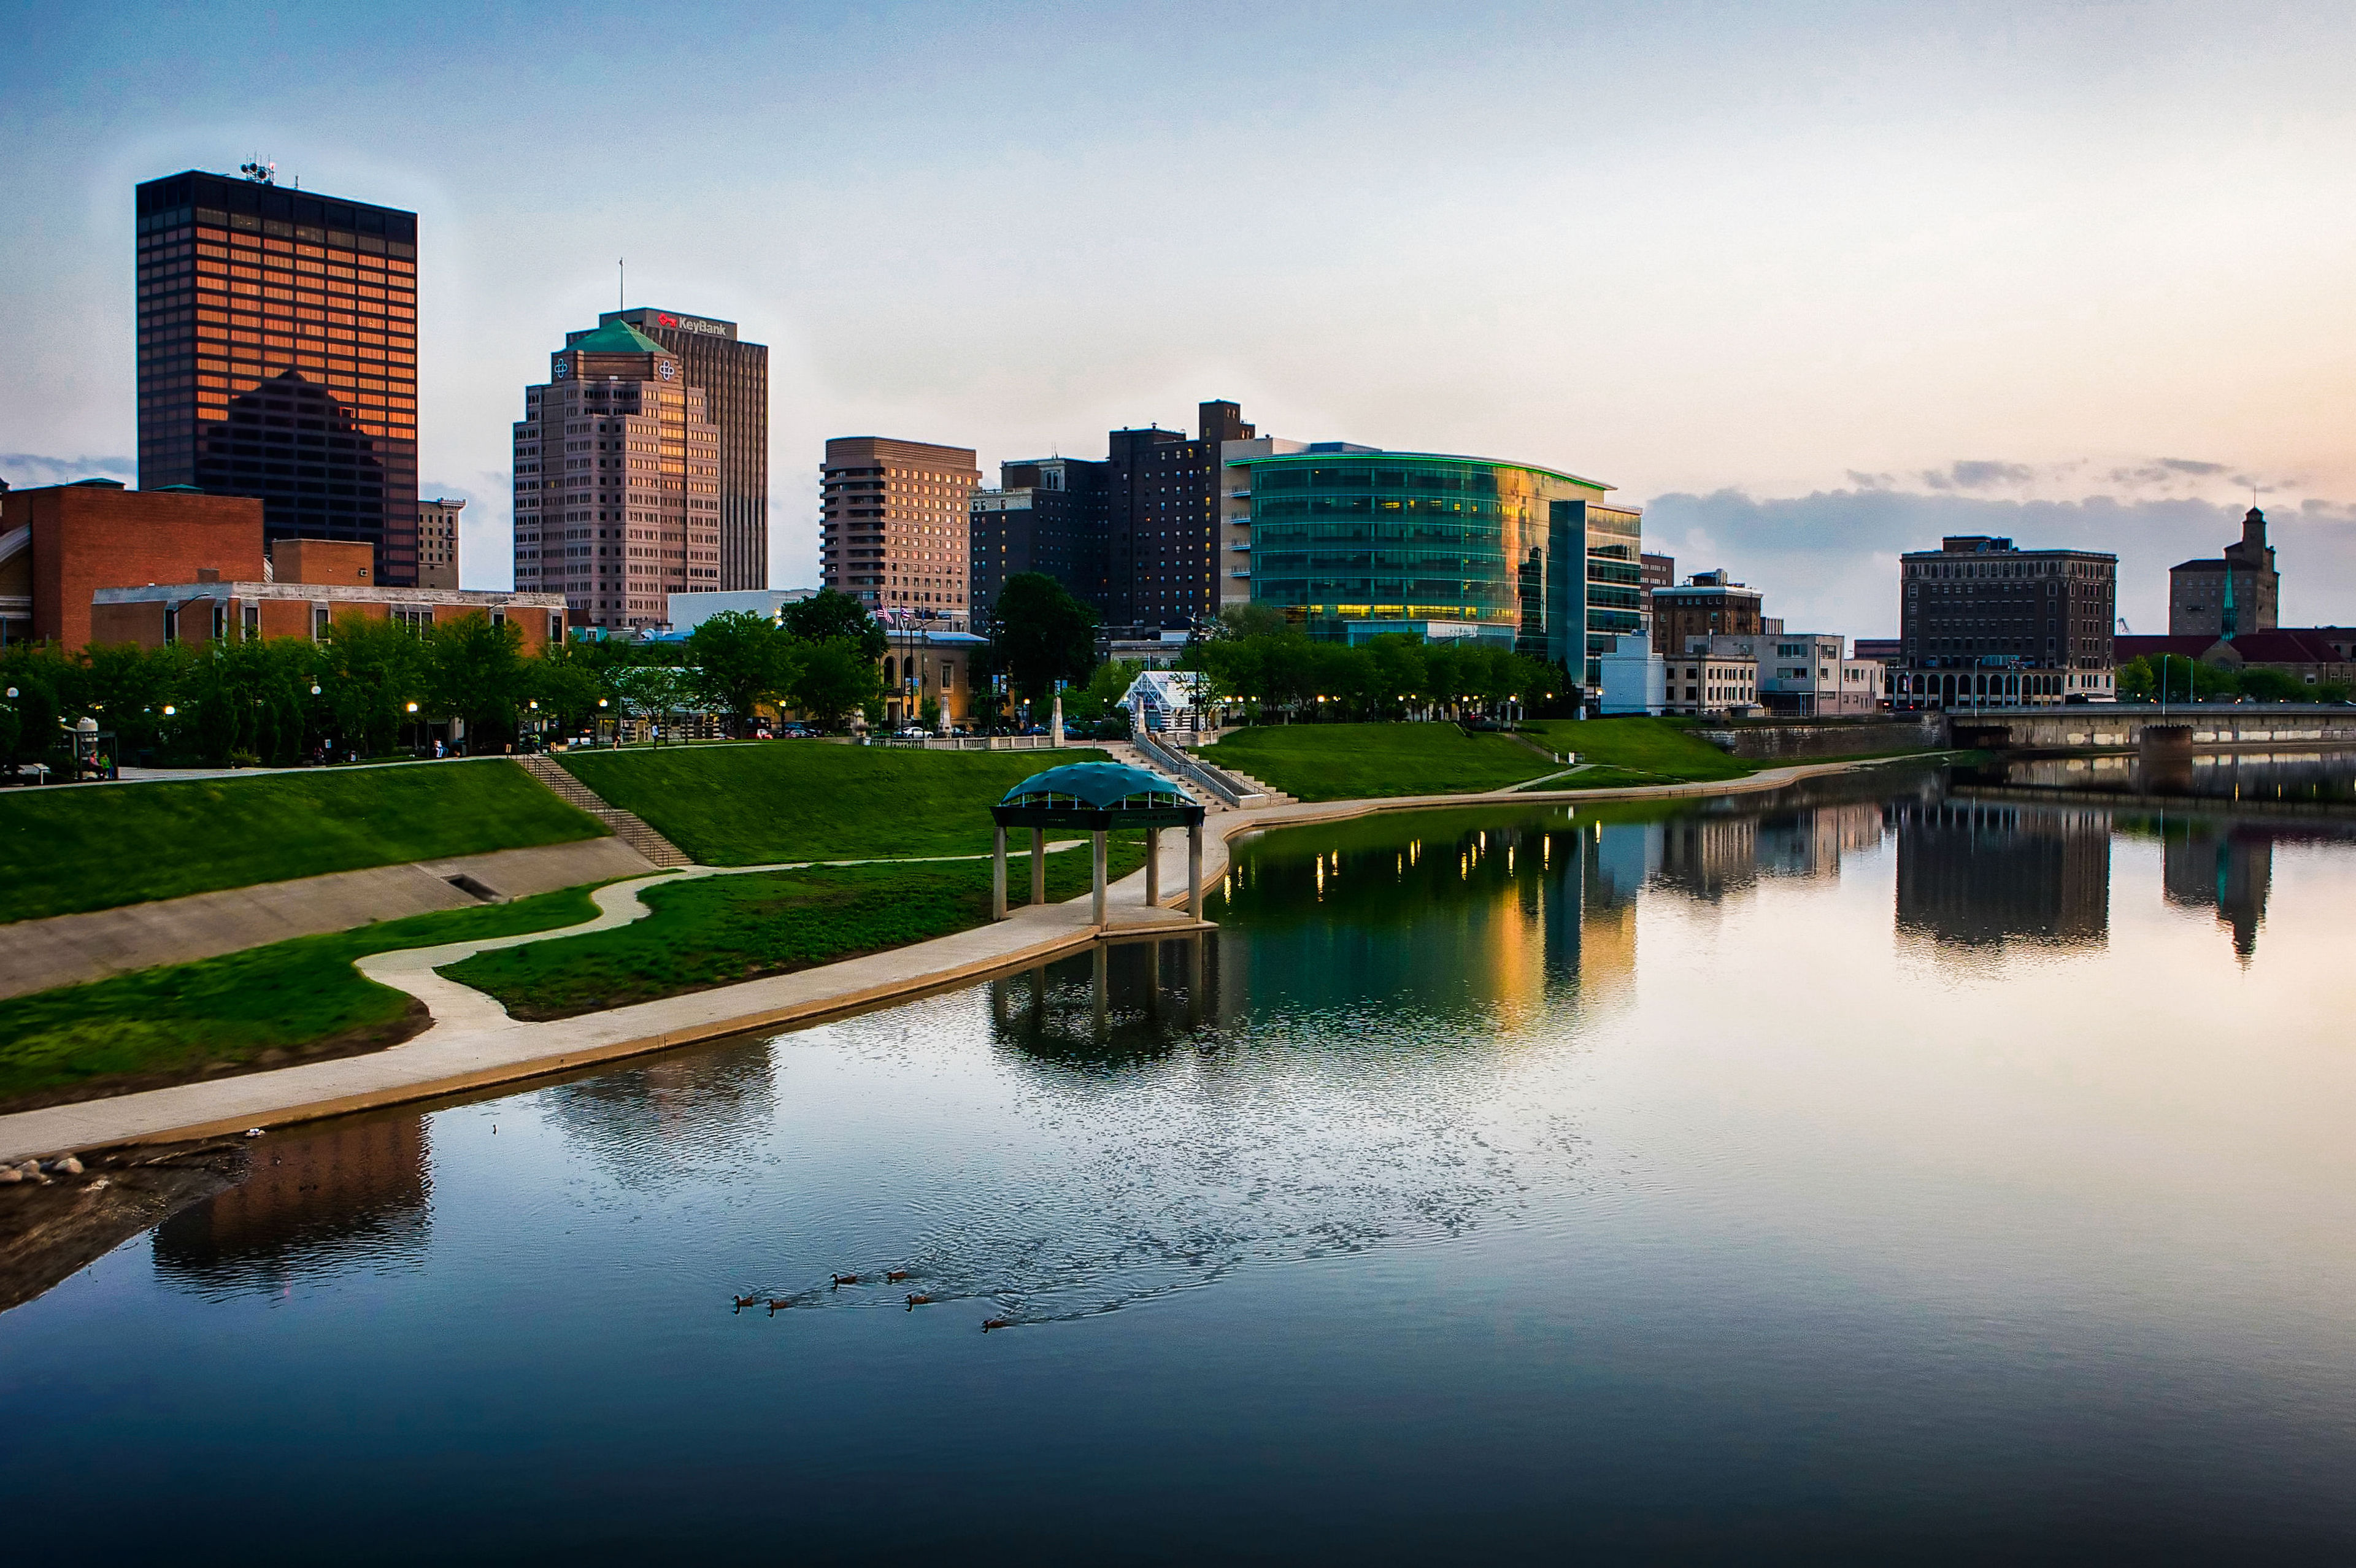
[514, 755, 695, 867]
[1109, 739, 1298, 811]
[1195, 761, 1296, 806]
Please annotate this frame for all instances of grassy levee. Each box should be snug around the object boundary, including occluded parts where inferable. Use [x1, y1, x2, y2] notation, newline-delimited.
[442, 840, 1148, 1020]
[555, 743, 1109, 864]
[1525, 717, 1757, 784]
[1193, 723, 1561, 802]
[0, 760, 609, 924]
[0, 887, 604, 1111]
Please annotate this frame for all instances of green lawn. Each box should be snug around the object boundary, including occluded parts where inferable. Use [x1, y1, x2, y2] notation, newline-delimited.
[0, 760, 608, 924]
[1193, 723, 1561, 802]
[442, 840, 1147, 1020]
[0, 887, 604, 1110]
[556, 742, 1109, 864]
[1524, 718, 1757, 784]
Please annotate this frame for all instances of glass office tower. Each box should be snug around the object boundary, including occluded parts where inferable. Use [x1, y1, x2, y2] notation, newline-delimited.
[1236, 447, 1640, 682]
[135, 170, 420, 584]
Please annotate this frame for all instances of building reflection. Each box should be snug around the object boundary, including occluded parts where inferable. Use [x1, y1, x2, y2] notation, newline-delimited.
[1895, 798, 2111, 950]
[541, 1037, 779, 1183]
[2162, 826, 2274, 961]
[154, 1114, 429, 1292]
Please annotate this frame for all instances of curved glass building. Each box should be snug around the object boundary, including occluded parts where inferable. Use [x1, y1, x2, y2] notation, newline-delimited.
[1234, 445, 1642, 682]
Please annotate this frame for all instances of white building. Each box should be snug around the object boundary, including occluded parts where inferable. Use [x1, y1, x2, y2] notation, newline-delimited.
[1122, 669, 1211, 731]
[1600, 632, 1668, 715]
[666, 587, 815, 633]
[1663, 652, 1758, 716]
[1217, 433, 1308, 610]
[1704, 633, 1884, 717]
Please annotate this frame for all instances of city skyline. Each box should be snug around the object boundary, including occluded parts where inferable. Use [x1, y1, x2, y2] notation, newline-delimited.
[6, 2, 2356, 636]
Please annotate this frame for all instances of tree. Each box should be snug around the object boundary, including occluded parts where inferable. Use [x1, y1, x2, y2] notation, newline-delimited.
[320, 613, 426, 757]
[689, 610, 801, 736]
[428, 612, 528, 751]
[613, 663, 700, 744]
[781, 590, 886, 661]
[790, 638, 880, 731]
[2234, 666, 2303, 702]
[989, 573, 1098, 700]
[526, 643, 609, 742]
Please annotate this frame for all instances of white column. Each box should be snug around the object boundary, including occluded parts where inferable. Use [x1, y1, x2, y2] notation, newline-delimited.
[1188, 820, 1204, 920]
[1031, 826, 1046, 905]
[991, 824, 1007, 920]
[1092, 829, 1108, 926]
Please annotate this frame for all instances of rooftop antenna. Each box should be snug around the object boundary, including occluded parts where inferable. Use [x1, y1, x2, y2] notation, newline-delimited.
[618, 258, 625, 312]
[239, 159, 275, 185]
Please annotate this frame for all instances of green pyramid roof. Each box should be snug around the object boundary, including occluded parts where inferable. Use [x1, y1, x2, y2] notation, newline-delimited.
[569, 319, 669, 355]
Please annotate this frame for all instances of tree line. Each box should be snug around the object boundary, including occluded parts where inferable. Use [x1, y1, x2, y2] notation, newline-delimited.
[2116, 655, 2350, 704]
[0, 590, 895, 771]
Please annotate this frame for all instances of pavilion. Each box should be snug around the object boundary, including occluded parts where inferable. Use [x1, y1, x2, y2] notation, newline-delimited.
[988, 762, 1209, 925]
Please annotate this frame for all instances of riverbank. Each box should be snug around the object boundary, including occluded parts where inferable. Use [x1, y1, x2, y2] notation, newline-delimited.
[0, 756, 1906, 1164]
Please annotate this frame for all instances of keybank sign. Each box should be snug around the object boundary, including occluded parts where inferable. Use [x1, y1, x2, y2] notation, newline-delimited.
[652, 312, 734, 339]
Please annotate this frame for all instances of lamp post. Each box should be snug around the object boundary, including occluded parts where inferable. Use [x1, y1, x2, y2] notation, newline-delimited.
[597, 695, 610, 747]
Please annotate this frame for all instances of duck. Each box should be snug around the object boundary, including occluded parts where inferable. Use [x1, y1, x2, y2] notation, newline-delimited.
[731, 1293, 761, 1311]
[766, 1299, 793, 1315]
[905, 1294, 933, 1309]
[982, 1317, 1011, 1332]
[831, 1273, 859, 1288]
[885, 1269, 910, 1283]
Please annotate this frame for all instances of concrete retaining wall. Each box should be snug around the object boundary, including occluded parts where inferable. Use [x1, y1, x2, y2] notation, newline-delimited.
[1695, 716, 1949, 759]
[1951, 705, 2356, 752]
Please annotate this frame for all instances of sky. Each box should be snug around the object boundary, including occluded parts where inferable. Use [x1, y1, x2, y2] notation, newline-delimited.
[4, 0, 2354, 637]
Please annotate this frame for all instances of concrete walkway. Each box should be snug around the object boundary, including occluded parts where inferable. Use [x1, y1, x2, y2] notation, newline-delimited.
[0, 757, 1884, 1162]
[0, 837, 658, 1000]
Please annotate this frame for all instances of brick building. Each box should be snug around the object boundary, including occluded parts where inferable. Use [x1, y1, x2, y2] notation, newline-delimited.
[1650, 569, 1763, 653]
[0, 479, 266, 648]
[820, 437, 979, 622]
[93, 537, 565, 650]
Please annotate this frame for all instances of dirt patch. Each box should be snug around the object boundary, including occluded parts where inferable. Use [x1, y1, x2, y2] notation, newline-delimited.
[0, 997, 431, 1117]
[0, 1139, 249, 1313]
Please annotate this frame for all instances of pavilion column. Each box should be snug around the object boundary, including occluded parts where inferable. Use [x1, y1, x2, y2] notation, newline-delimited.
[1091, 829, 1108, 926]
[991, 824, 1008, 920]
[1030, 827, 1046, 905]
[1145, 826, 1161, 906]
[1188, 820, 1204, 920]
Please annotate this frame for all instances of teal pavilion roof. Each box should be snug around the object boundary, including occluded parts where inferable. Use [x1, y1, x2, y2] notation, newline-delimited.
[1000, 763, 1185, 809]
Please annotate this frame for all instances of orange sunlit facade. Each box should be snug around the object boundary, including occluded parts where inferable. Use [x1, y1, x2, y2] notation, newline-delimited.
[135, 171, 420, 585]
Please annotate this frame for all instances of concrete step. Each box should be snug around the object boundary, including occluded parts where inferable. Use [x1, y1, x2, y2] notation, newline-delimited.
[513, 756, 695, 867]
[1103, 740, 1232, 813]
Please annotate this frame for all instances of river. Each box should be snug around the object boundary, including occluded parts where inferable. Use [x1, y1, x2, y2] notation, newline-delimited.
[7, 766, 2356, 1559]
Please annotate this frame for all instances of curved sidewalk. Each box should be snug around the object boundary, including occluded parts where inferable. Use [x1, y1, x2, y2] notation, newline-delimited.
[0, 758, 1879, 1163]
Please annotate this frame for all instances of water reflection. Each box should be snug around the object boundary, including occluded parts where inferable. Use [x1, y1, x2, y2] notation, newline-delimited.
[1980, 748, 2356, 805]
[2162, 825, 2275, 961]
[541, 1038, 779, 1185]
[153, 1115, 430, 1294]
[987, 937, 1218, 1063]
[1895, 797, 2112, 951]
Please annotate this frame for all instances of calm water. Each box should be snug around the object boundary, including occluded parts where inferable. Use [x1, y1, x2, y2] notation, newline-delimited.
[9, 769, 2356, 1561]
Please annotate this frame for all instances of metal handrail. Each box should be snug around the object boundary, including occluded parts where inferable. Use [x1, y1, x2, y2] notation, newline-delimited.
[1133, 726, 1263, 807]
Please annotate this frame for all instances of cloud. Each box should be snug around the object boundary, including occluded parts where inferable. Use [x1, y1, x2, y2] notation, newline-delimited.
[2157, 458, 2226, 476]
[1922, 460, 2037, 491]
[1, 453, 135, 489]
[1844, 470, 1895, 490]
[1638, 485, 2356, 639]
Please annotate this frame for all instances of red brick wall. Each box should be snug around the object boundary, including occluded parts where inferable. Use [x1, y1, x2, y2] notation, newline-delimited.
[274, 539, 377, 588]
[89, 601, 167, 648]
[3, 486, 264, 650]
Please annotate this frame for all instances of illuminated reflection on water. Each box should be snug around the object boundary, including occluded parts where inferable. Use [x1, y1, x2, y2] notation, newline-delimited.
[7, 769, 2356, 1558]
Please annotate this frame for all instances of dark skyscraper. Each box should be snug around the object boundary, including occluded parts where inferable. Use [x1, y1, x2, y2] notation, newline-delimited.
[135, 169, 420, 584]
[590, 309, 768, 590]
[1105, 400, 1253, 632]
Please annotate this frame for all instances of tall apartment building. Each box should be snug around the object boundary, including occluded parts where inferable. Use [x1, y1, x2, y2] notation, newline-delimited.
[510, 319, 723, 631]
[134, 169, 421, 583]
[1104, 401, 1255, 632]
[820, 438, 980, 621]
[417, 496, 463, 589]
[1895, 534, 2117, 707]
[969, 456, 1109, 620]
[586, 308, 768, 590]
